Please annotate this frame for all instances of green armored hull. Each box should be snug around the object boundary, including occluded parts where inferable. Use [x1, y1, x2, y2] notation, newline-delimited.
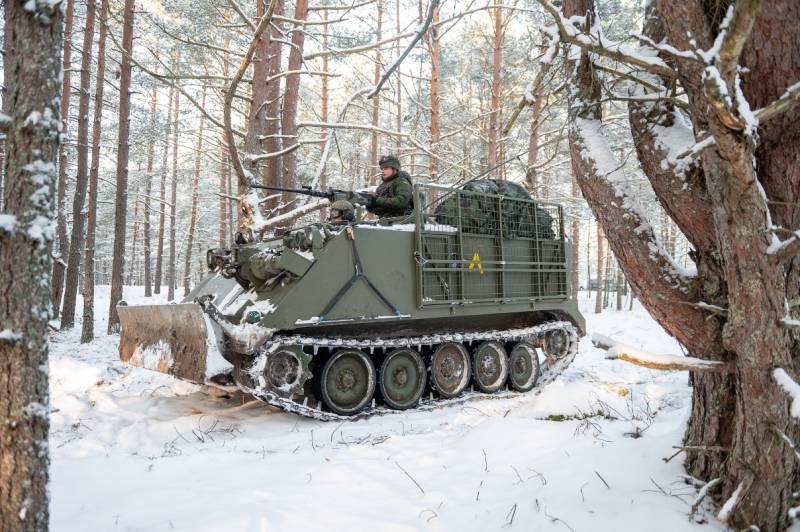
[119, 181, 585, 419]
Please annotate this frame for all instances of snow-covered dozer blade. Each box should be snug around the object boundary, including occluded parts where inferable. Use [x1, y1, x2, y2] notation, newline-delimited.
[118, 303, 211, 383]
[118, 274, 240, 384]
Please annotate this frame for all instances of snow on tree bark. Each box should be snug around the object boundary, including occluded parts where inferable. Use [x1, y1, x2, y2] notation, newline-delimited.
[0, 0, 63, 527]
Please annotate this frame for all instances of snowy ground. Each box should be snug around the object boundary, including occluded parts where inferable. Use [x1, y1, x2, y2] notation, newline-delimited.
[48, 287, 724, 531]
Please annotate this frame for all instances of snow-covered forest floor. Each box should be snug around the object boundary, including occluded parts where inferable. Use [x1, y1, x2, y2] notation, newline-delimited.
[48, 287, 723, 531]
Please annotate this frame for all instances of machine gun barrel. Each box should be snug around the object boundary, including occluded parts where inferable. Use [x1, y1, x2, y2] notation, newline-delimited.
[250, 184, 371, 206]
[250, 183, 334, 200]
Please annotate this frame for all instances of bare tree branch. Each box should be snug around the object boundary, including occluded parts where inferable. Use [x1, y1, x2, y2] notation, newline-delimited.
[367, 0, 440, 98]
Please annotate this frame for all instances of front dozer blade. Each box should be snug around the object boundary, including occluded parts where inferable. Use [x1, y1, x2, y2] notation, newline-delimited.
[118, 303, 211, 383]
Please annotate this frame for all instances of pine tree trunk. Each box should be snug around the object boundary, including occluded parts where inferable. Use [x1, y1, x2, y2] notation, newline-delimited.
[263, 0, 284, 186]
[80, 0, 108, 343]
[184, 88, 207, 296]
[0, 1, 62, 526]
[142, 82, 157, 297]
[570, 172, 580, 300]
[219, 36, 230, 246]
[245, 0, 269, 185]
[227, 163, 235, 241]
[319, 11, 329, 222]
[218, 141, 229, 247]
[107, 0, 135, 334]
[487, 0, 502, 171]
[525, 87, 543, 194]
[602, 250, 611, 309]
[585, 222, 591, 296]
[154, 85, 174, 295]
[280, 0, 309, 192]
[0, 80, 5, 212]
[395, 0, 402, 152]
[130, 191, 140, 286]
[52, 0, 74, 321]
[167, 90, 180, 302]
[369, 0, 382, 186]
[594, 225, 603, 314]
[427, 5, 441, 180]
[61, 0, 96, 329]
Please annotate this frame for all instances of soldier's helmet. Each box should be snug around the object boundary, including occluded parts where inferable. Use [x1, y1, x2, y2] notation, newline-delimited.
[329, 199, 355, 222]
[378, 154, 401, 171]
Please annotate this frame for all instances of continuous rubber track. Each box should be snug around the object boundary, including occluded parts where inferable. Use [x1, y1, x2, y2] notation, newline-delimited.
[235, 321, 579, 421]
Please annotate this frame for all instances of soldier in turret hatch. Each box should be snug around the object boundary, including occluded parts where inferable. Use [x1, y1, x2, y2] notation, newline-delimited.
[328, 199, 355, 225]
[365, 154, 413, 218]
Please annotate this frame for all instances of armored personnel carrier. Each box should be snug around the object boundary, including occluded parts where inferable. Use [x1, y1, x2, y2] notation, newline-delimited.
[118, 180, 585, 420]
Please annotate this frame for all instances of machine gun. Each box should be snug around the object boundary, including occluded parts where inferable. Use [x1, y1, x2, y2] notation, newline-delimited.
[250, 184, 372, 205]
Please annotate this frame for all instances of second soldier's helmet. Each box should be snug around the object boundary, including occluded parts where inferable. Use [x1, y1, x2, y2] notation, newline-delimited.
[330, 199, 355, 222]
[378, 154, 401, 171]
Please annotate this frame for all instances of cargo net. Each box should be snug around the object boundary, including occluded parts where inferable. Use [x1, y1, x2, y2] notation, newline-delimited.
[416, 183, 567, 305]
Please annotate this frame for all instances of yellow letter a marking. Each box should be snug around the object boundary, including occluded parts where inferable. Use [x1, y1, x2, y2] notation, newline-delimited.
[468, 252, 484, 275]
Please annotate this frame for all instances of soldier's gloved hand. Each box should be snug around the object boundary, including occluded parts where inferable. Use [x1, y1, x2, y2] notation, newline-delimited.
[366, 194, 378, 210]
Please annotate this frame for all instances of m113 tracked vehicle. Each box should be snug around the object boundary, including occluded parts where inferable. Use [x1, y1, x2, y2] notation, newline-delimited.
[118, 180, 585, 420]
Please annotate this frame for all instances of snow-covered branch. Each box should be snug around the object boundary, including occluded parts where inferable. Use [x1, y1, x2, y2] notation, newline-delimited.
[701, 0, 762, 134]
[592, 334, 729, 372]
[774, 368, 800, 420]
[714, 0, 760, 87]
[756, 81, 800, 124]
[253, 198, 330, 235]
[717, 480, 746, 524]
[535, 0, 677, 79]
[689, 478, 721, 518]
[767, 227, 800, 263]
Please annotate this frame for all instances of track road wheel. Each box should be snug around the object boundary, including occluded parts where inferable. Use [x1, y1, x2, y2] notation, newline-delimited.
[472, 341, 509, 393]
[264, 345, 312, 398]
[508, 342, 539, 392]
[379, 348, 427, 410]
[430, 342, 471, 398]
[320, 349, 376, 415]
[543, 328, 570, 360]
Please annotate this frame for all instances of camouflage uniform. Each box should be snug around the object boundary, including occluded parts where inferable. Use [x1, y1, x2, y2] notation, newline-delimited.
[368, 155, 413, 218]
